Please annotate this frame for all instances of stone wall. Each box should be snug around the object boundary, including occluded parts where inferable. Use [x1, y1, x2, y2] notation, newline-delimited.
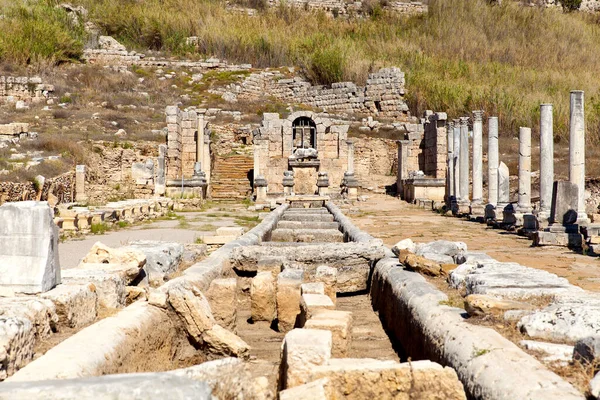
[165, 106, 201, 180]
[235, 0, 427, 16]
[0, 76, 54, 105]
[353, 137, 398, 184]
[0, 172, 74, 206]
[422, 112, 447, 179]
[223, 68, 410, 119]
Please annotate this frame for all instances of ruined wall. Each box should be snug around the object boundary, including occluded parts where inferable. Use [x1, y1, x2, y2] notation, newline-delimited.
[422, 112, 447, 179]
[233, 0, 427, 16]
[165, 107, 199, 180]
[354, 137, 398, 184]
[224, 68, 410, 119]
[0, 172, 74, 205]
[0, 76, 54, 105]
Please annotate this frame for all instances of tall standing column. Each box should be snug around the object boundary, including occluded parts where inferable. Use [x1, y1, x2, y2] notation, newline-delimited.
[487, 117, 499, 206]
[539, 104, 554, 219]
[446, 121, 455, 202]
[453, 120, 461, 201]
[472, 111, 484, 205]
[75, 165, 86, 203]
[516, 127, 532, 214]
[197, 114, 204, 168]
[459, 117, 470, 203]
[396, 140, 409, 198]
[569, 90, 588, 223]
[346, 140, 354, 174]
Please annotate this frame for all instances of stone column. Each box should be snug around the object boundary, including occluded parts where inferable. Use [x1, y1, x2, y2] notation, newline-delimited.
[459, 117, 470, 203]
[516, 127, 532, 214]
[487, 117, 499, 206]
[471, 111, 484, 207]
[569, 90, 589, 223]
[197, 115, 204, 166]
[317, 172, 330, 196]
[453, 120, 461, 201]
[446, 121, 454, 203]
[155, 144, 166, 195]
[498, 161, 510, 207]
[539, 104, 554, 220]
[346, 140, 354, 175]
[75, 165, 87, 203]
[283, 171, 294, 196]
[396, 140, 409, 198]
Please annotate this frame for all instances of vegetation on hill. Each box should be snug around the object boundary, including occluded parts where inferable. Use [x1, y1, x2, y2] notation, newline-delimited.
[2, 0, 600, 142]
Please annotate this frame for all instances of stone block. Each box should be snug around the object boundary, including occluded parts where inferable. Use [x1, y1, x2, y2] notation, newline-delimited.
[202, 235, 238, 245]
[75, 263, 143, 286]
[276, 221, 339, 230]
[280, 328, 332, 389]
[279, 378, 329, 400]
[550, 181, 579, 225]
[168, 285, 215, 344]
[215, 227, 244, 237]
[307, 359, 466, 400]
[257, 256, 285, 276]
[81, 242, 146, 269]
[0, 317, 35, 381]
[62, 269, 126, 309]
[206, 278, 237, 330]
[315, 266, 337, 303]
[299, 294, 335, 326]
[305, 310, 352, 357]
[202, 325, 250, 359]
[574, 336, 600, 365]
[533, 231, 583, 248]
[0, 201, 60, 294]
[251, 272, 276, 322]
[0, 297, 58, 339]
[281, 213, 335, 222]
[123, 241, 184, 286]
[40, 284, 97, 329]
[301, 282, 325, 295]
[271, 229, 344, 243]
[277, 269, 304, 332]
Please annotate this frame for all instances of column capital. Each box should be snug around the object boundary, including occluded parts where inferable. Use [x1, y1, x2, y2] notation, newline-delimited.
[472, 110, 484, 122]
[453, 119, 460, 126]
[447, 121, 454, 130]
[459, 117, 469, 127]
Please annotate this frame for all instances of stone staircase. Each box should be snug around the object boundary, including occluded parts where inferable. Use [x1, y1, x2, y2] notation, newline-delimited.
[211, 155, 254, 199]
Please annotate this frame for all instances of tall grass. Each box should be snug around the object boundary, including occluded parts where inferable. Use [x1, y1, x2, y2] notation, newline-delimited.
[4, 0, 600, 142]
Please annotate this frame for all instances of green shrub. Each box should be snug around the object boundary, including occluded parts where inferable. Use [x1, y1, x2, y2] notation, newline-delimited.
[90, 222, 110, 234]
[559, 0, 582, 11]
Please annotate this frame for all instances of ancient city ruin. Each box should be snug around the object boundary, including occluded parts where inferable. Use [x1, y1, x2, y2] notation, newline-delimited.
[4, 0, 600, 399]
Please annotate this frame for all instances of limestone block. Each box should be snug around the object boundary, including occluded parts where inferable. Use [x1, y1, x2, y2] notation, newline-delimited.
[574, 336, 600, 365]
[464, 294, 534, 317]
[300, 294, 335, 325]
[81, 242, 146, 269]
[281, 213, 334, 222]
[206, 278, 237, 330]
[0, 201, 60, 294]
[147, 289, 168, 309]
[168, 285, 215, 344]
[276, 221, 339, 230]
[277, 269, 304, 332]
[281, 328, 332, 389]
[305, 310, 352, 357]
[279, 378, 329, 400]
[40, 284, 97, 329]
[251, 272, 276, 322]
[315, 266, 337, 303]
[62, 269, 126, 309]
[398, 250, 444, 277]
[271, 229, 344, 243]
[126, 286, 147, 303]
[519, 340, 574, 364]
[202, 325, 250, 359]
[0, 317, 35, 381]
[391, 238, 417, 255]
[75, 263, 142, 285]
[202, 235, 238, 245]
[124, 241, 184, 286]
[215, 227, 244, 237]
[307, 359, 466, 400]
[416, 240, 467, 260]
[301, 282, 325, 295]
[0, 297, 58, 339]
[257, 256, 285, 276]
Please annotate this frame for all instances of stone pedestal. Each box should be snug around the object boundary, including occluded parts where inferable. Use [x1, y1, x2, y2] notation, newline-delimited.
[569, 91, 589, 224]
[255, 176, 268, 203]
[533, 181, 583, 247]
[75, 165, 87, 203]
[317, 172, 329, 197]
[0, 202, 61, 294]
[283, 171, 295, 196]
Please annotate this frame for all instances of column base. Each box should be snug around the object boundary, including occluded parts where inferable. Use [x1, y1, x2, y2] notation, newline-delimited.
[535, 211, 551, 229]
[517, 214, 538, 238]
[533, 225, 583, 248]
[469, 201, 485, 222]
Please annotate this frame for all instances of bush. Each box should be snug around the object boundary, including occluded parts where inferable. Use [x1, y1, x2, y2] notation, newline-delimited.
[559, 0, 582, 11]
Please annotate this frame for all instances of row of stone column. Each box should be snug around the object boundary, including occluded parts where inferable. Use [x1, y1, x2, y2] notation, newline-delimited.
[447, 90, 587, 225]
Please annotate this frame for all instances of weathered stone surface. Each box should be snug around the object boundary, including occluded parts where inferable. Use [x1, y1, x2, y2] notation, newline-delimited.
[519, 340, 574, 364]
[257, 256, 285, 276]
[391, 238, 417, 255]
[277, 221, 339, 230]
[398, 249, 444, 277]
[147, 289, 168, 309]
[416, 240, 467, 260]
[0, 317, 34, 381]
[171, 358, 274, 400]
[419, 252, 454, 264]
[305, 310, 352, 357]
[126, 286, 147, 302]
[41, 284, 97, 329]
[124, 241, 184, 286]
[0, 201, 60, 294]
[550, 181, 579, 225]
[168, 285, 215, 343]
[280, 213, 335, 222]
[574, 336, 600, 365]
[0, 297, 57, 339]
[206, 278, 237, 330]
[590, 371, 600, 399]
[315, 265, 337, 303]
[464, 294, 534, 317]
[75, 262, 142, 285]
[62, 269, 126, 309]
[216, 226, 244, 237]
[301, 282, 325, 295]
[202, 325, 250, 359]
[307, 359, 466, 400]
[518, 293, 600, 342]
[300, 294, 335, 325]
[281, 328, 332, 389]
[279, 378, 329, 400]
[0, 372, 213, 399]
[277, 269, 304, 332]
[81, 242, 146, 269]
[251, 272, 276, 322]
[271, 229, 344, 243]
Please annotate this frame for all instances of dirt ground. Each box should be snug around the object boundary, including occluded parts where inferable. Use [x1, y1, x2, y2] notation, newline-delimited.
[345, 194, 600, 292]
